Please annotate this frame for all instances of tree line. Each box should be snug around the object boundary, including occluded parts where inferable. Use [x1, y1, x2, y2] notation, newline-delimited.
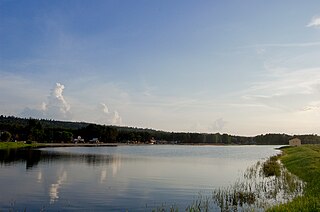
[1, 115, 319, 145]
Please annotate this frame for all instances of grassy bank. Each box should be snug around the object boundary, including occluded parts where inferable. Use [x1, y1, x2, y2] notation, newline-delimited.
[0, 142, 37, 150]
[268, 145, 320, 211]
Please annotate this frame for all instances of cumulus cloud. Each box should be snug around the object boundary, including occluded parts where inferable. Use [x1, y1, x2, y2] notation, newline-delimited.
[100, 103, 109, 114]
[19, 82, 124, 125]
[96, 103, 122, 125]
[20, 83, 72, 120]
[307, 16, 320, 28]
[111, 111, 122, 125]
[45, 83, 71, 119]
[211, 118, 227, 131]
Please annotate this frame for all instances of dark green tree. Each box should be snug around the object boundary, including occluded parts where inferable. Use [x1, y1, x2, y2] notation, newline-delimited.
[1, 131, 12, 142]
[27, 118, 44, 142]
[60, 131, 73, 143]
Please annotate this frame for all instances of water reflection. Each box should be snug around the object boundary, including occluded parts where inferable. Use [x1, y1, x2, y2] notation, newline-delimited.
[100, 169, 107, 183]
[0, 148, 41, 169]
[0, 146, 280, 211]
[37, 171, 42, 183]
[0, 149, 122, 169]
[50, 170, 67, 204]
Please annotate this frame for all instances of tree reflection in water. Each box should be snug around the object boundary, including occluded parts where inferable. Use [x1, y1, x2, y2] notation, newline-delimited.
[0, 148, 122, 169]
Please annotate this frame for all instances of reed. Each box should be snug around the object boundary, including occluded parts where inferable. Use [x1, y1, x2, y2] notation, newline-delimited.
[262, 155, 281, 177]
[152, 150, 306, 211]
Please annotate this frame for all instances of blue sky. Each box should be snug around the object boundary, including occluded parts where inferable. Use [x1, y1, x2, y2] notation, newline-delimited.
[1, 0, 320, 135]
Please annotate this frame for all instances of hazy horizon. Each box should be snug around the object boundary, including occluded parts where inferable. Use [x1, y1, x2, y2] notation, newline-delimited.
[1, 1, 320, 136]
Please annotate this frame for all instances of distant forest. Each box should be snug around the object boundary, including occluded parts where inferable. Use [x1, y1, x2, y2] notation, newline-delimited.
[0, 115, 319, 145]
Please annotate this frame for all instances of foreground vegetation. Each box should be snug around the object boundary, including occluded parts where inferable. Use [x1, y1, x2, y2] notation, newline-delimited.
[152, 145, 320, 211]
[268, 145, 320, 211]
[210, 154, 304, 211]
[151, 153, 305, 211]
[210, 145, 320, 211]
[0, 141, 37, 150]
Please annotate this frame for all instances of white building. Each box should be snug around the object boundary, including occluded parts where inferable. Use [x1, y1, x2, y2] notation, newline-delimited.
[74, 136, 85, 143]
[89, 138, 99, 143]
[289, 138, 301, 147]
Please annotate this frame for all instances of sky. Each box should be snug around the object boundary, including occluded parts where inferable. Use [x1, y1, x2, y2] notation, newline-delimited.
[1, 0, 320, 136]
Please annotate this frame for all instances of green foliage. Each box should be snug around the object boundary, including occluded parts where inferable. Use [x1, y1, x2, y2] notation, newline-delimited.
[268, 195, 320, 212]
[267, 145, 320, 211]
[0, 131, 12, 142]
[254, 133, 291, 145]
[59, 131, 73, 142]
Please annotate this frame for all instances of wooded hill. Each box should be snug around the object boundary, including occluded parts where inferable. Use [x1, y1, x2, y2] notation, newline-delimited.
[0, 115, 319, 145]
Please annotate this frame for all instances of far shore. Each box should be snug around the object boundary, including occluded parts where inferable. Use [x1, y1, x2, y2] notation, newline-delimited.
[34, 143, 119, 148]
[0, 141, 286, 150]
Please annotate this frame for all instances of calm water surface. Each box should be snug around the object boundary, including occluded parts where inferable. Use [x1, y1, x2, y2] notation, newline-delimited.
[0, 145, 280, 211]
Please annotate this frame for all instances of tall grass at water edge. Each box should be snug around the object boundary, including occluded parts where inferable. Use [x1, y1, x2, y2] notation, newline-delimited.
[152, 152, 305, 211]
[185, 145, 320, 212]
[268, 145, 320, 212]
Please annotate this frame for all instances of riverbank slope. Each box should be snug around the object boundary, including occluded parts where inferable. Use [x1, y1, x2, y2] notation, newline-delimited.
[268, 145, 320, 211]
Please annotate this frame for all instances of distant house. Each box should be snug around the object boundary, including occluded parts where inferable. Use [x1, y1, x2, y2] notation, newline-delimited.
[74, 136, 85, 143]
[147, 137, 156, 145]
[289, 138, 301, 146]
[89, 138, 99, 143]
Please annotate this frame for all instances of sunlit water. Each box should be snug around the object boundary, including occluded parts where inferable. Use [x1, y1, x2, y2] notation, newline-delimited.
[0, 145, 281, 211]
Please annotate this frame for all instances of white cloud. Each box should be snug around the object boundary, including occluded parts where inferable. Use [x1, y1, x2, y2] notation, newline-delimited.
[240, 42, 320, 49]
[211, 118, 227, 131]
[302, 105, 320, 112]
[45, 83, 71, 119]
[301, 100, 320, 112]
[242, 67, 320, 112]
[19, 82, 124, 125]
[100, 103, 109, 114]
[111, 111, 122, 125]
[20, 82, 71, 120]
[95, 103, 122, 125]
[307, 16, 320, 28]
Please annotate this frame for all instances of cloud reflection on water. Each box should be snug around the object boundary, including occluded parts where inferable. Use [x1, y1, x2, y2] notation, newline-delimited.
[49, 170, 67, 204]
[100, 169, 107, 183]
[37, 171, 42, 183]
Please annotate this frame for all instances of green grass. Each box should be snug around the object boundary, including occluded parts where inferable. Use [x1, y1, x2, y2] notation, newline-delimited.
[268, 145, 320, 211]
[0, 141, 37, 150]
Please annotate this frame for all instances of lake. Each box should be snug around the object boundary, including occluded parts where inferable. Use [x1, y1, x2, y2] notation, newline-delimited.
[0, 145, 280, 211]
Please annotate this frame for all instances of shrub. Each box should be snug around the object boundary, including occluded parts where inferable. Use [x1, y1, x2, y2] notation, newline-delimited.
[262, 155, 281, 177]
[0, 131, 12, 142]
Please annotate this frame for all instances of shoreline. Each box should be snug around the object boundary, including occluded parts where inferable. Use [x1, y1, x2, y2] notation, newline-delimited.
[34, 143, 118, 148]
[0, 141, 286, 150]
